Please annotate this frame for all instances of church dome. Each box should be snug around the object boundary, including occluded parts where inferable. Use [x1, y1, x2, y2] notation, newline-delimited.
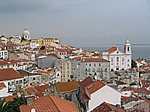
[22, 27, 30, 40]
[22, 27, 30, 36]
[125, 40, 130, 45]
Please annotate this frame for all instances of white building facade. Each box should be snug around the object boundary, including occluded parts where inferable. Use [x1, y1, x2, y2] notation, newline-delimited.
[0, 46, 8, 59]
[101, 40, 132, 71]
[72, 57, 110, 81]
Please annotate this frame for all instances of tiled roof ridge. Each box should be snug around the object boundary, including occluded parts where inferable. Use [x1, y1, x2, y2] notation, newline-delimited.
[85, 80, 106, 95]
[104, 101, 114, 110]
[50, 95, 79, 112]
[48, 95, 60, 112]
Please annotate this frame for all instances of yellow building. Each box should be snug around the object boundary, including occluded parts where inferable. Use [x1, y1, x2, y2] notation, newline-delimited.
[38, 37, 59, 46]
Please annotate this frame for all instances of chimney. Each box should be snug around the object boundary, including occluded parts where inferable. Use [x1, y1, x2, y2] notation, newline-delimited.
[27, 97, 33, 105]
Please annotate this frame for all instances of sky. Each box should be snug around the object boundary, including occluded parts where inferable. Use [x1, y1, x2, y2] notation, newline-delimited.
[0, 0, 150, 47]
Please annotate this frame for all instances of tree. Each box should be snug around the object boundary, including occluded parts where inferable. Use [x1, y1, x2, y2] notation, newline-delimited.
[9, 97, 27, 112]
[131, 59, 137, 68]
[0, 96, 27, 112]
[0, 99, 11, 112]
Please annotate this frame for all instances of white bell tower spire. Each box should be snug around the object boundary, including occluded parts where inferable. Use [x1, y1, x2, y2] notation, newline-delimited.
[124, 39, 131, 54]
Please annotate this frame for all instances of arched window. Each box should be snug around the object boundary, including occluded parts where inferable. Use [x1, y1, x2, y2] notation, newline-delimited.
[127, 47, 130, 51]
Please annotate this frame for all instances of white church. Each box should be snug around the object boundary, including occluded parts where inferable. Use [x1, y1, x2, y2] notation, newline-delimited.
[22, 27, 30, 40]
[101, 40, 132, 71]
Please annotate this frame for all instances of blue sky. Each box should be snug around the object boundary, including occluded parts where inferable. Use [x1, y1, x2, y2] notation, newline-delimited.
[0, 0, 150, 47]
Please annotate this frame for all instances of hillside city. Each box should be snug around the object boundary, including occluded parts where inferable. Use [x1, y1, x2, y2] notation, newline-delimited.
[0, 27, 150, 112]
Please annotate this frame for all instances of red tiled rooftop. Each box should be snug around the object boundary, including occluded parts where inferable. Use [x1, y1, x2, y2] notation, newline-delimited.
[92, 101, 126, 112]
[0, 82, 6, 90]
[0, 59, 8, 65]
[20, 95, 78, 112]
[82, 57, 109, 62]
[72, 56, 82, 61]
[105, 47, 117, 54]
[85, 80, 106, 95]
[81, 92, 90, 102]
[0, 68, 23, 81]
[56, 81, 79, 93]
[79, 76, 93, 92]
[57, 48, 67, 52]
[26, 87, 37, 95]
[36, 69, 50, 75]
[3, 95, 17, 102]
[34, 84, 50, 93]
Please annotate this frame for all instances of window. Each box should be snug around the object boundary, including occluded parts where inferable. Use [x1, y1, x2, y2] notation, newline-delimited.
[128, 59, 130, 62]
[92, 68, 95, 72]
[117, 57, 119, 62]
[127, 47, 129, 51]
[19, 80, 22, 84]
[122, 58, 124, 62]
[85, 68, 87, 71]
[99, 63, 101, 66]
[33, 77, 35, 80]
[97, 68, 100, 72]
[16, 81, 18, 84]
[111, 58, 113, 62]
[89, 64, 91, 66]
[12, 82, 14, 85]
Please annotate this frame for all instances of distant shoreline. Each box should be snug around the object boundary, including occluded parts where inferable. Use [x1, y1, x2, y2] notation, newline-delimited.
[79, 45, 150, 60]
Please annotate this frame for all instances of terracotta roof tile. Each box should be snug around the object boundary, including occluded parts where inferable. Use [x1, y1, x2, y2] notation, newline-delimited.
[0, 59, 8, 65]
[26, 87, 37, 95]
[36, 69, 50, 75]
[0, 68, 23, 81]
[34, 84, 50, 93]
[85, 80, 106, 95]
[105, 47, 117, 54]
[81, 92, 90, 102]
[20, 95, 78, 112]
[72, 57, 82, 61]
[56, 81, 79, 93]
[79, 76, 93, 92]
[3, 95, 17, 102]
[92, 101, 125, 112]
[82, 57, 109, 62]
[0, 82, 6, 90]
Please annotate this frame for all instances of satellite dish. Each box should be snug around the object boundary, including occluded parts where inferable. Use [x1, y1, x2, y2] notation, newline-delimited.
[31, 108, 36, 112]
